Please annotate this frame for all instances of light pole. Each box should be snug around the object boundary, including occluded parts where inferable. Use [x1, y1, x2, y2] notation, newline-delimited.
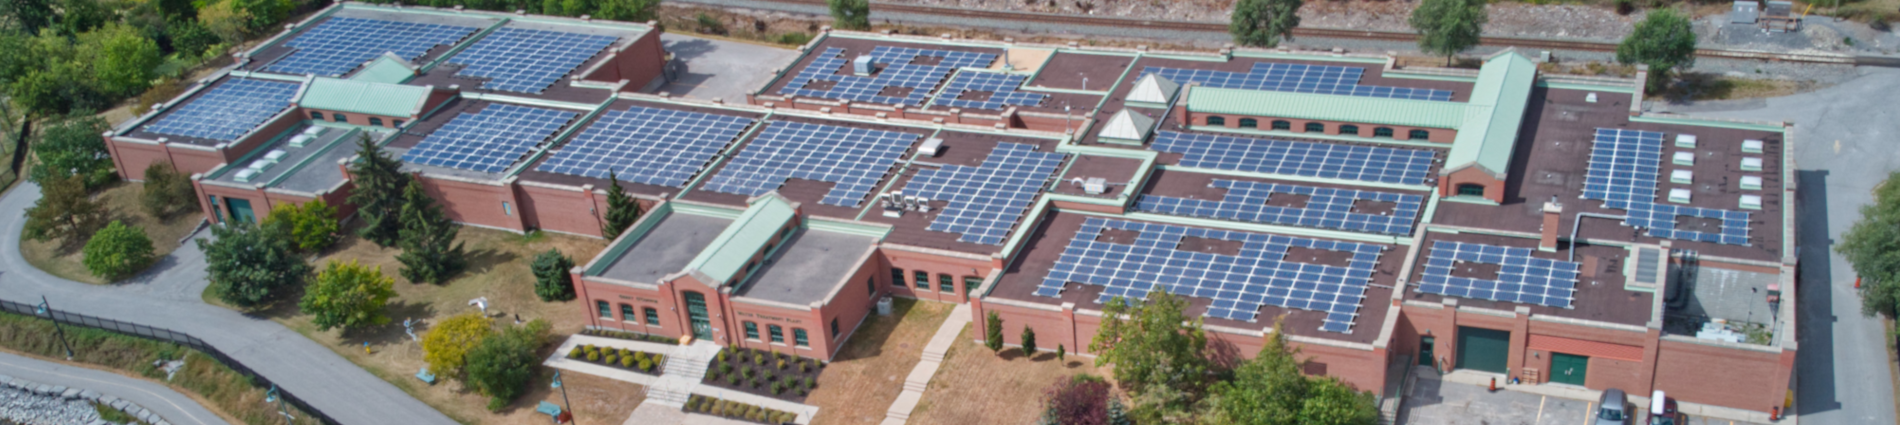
[552, 370, 576, 424]
[36, 296, 74, 360]
[265, 384, 295, 424]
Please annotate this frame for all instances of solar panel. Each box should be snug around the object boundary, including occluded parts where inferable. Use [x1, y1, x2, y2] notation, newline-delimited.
[400, 104, 577, 173]
[902, 143, 1064, 245]
[535, 106, 756, 187]
[778, 46, 997, 106]
[1150, 131, 1436, 185]
[932, 72, 1047, 110]
[447, 27, 618, 94]
[266, 17, 477, 77]
[1136, 180, 1424, 235]
[1415, 241, 1579, 308]
[701, 121, 920, 207]
[1582, 128, 1751, 245]
[143, 78, 302, 141]
[1033, 217, 1385, 333]
[1141, 62, 1453, 101]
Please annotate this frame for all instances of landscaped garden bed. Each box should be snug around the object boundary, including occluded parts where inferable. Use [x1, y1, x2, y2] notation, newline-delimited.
[684, 394, 798, 425]
[579, 328, 679, 345]
[700, 347, 823, 403]
[566, 344, 667, 376]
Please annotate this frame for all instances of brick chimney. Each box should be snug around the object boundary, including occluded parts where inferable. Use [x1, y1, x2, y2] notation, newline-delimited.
[1540, 197, 1563, 252]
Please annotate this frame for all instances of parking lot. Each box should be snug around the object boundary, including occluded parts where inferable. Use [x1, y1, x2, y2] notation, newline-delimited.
[1400, 375, 1773, 425]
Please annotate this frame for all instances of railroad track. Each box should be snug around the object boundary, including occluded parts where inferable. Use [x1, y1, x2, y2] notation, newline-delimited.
[686, 0, 1891, 67]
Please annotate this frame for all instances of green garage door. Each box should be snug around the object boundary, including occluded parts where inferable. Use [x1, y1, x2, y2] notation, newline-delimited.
[1456, 327, 1510, 374]
[1550, 353, 1589, 386]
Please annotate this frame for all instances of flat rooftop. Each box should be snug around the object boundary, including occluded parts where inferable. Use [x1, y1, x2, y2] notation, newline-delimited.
[854, 130, 1068, 254]
[515, 98, 767, 197]
[677, 114, 929, 220]
[1136, 169, 1430, 236]
[388, 98, 584, 181]
[1663, 263, 1780, 344]
[407, 19, 642, 103]
[1090, 54, 1476, 117]
[1405, 231, 1649, 327]
[594, 211, 735, 284]
[1050, 154, 1143, 199]
[243, 8, 497, 77]
[763, 36, 1006, 108]
[733, 228, 878, 305]
[129, 76, 303, 146]
[207, 123, 382, 195]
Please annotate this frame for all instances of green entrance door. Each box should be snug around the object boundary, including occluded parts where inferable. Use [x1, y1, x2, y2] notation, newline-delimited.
[683, 291, 713, 340]
[1455, 327, 1510, 374]
[224, 198, 256, 224]
[1550, 353, 1589, 386]
[1419, 336, 1436, 367]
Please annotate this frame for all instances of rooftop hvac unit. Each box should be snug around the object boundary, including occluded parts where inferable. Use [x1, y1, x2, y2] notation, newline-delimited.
[263, 149, 289, 162]
[1742, 139, 1765, 153]
[1083, 177, 1109, 195]
[302, 126, 324, 137]
[1675, 134, 1697, 148]
[1740, 175, 1764, 190]
[853, 56, 874, 77]
[918, 138, 945, 157]
[234, 168, 260, 183]
[1740, 157, 1764, 171]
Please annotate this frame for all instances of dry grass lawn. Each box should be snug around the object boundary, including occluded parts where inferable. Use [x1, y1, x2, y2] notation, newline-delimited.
[803, 298, 955, 425]
[20, 181, 203, 285]
[908, 327, 1112, 425]
[1668, 73, 1818, 101]
[238, 225, 609, 424]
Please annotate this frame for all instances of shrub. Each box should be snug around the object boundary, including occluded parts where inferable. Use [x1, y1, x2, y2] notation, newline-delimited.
[695, 12, 725, 34]
[754, 352, 766, 365]
[770, 381, 782, 395]
[799, 361, 809, 373]
[654, 354, 664, 363]
[620, 355, 635, 368]
[587, 351, 599, 362]
[746, 411, 760, 421]
[619, 348, 632, 359]
[603, 354, 618, 365]
[777, 32, 812, 46]
[726, 374, 740, 385]
[741, 367, 754, 380]
[421, 312, 495, 378]
[639, 358, 653, 372]
[751, 377, 761, 388]
[720, 363, 733, 375]
[633, 351, 647, 363]
[803, 377, 815, 390]
[141, 162, 196, 218]
[83, 221, 156, 280]
[567, 348, 583, 359]
[717, 349, 728, 363]
[777, 359, 787, 370]
[466, 319, 551, 411]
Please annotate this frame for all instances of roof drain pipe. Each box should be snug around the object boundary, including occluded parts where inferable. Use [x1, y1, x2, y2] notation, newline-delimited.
[1568, 212, 1628, 262]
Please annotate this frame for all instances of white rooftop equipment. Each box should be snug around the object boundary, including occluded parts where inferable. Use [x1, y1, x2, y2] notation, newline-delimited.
[1741, 157, 1764, 171]
[1099, 109, 1156, 142]
[1672, 151, 1695, 165]
[1675, 134, 1697, 148]
[1742, 139, 1765, 153]
[1671, 169, 1694, 184]
[263, 149, 289, 162]
[853, 55, 874, 76]
[288, 134, 312, 148]
[1084, 177, 1109, 195]
[234, 169, 260, 183]
[1741, 194, 1763, 210]
[918, 137, 945, 157]
[1741, 175, 1764, 190]
[1585, 92, 1598, 103]
[1668, 188, 1692, 204]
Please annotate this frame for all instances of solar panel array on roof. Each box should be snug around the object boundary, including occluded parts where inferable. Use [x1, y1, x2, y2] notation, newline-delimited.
[447, 27, 617, 93]
[535, 106, 755, 187]
[1142, 62, 1453, 101]
[266, 17, 477, 77]
[1582, 128, 1751, 245]
[902, 143, 1063, 245]
[1150, 131, 1436, 185]
[1136, 180, 1423, 235]
[1035, 218, 1384, 333]
[932, 72, 1047, 110]
[1416, 241, 1579, 308]
[143, 78, 302, 141]
[701, 121, 920, 207]
[400, 104, 576, 173]
[778, 46, 996, 106]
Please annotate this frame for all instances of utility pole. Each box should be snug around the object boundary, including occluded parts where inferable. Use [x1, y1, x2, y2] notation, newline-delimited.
[552, 371, 576, 424]
[37, 296, 74, 360]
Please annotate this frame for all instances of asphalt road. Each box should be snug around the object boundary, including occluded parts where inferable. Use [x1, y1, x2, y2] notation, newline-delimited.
[1682, 67, 1900, 425]
[0, 352, 230, 425]
[0, 183, 457, 425]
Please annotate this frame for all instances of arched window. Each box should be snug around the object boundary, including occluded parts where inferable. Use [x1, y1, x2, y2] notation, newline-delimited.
[769, 325, 785, 343]
[1374, 127, 1394, 138]
[745, 322, 760, 340]
[1339, 124, 1360, 135]
[1409, 129, 1431, 140]
[1238, 118, 1258, 128]
[596, 301, 611, 318]
[1457, 183, 1487, 197]
[620, 304, 637, 322]
[369, 117, 384, 127]
[1304, 122, 1324, 132]
[1206, 116, 1226, 126]
[794, 329, 809, 347]
[331, 113, 348, 123]
[1271, 120, 1291, 130]
[309, 111, 324, 120]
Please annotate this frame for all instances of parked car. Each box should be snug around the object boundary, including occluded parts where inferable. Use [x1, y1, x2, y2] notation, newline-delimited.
[1647, 390, 1683, 425]
[1595, 388, 1632, 425]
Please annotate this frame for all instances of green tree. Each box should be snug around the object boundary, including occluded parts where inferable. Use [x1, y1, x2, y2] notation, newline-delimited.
[157, 0, 193, 20]
[140, 162, 196, 218]
[1841, 171, 1900, 321]
[81, 220, 154, 280]
[592, 0, 659, 22]
[466, 319, 551, 410]
[1230, 0, 1301, 48]
[1107, 397, 1131, 425]
[531, 248, 577, 302]
[198, 221, 311, 308]
[51, 0, 107, 36]
[1297, 378, 1379, 425]
[396, 180, 467, 284]
[422, 312, 495, 378]
[346, 134, 410, 247]
[1088, 286, 1209, 410]
[1205, 316, 1306, 425]
[1020, 325, 1037, 357]
[23, 174, 108, 246]
[81, 23, 161, 97]
[27, 116, 114, 189]
[262, 199, 341, 252]
[230, 0, 290, 32]
[1616, 9, 1696, 93]
[0, 0, 54, 35]
[299, 260, 397, 332]
[163, 17, 219, 58]
[195, 0, 251, 44]
[1407, 0, 1486, 65]
[827, 0, 869, 31]
[985, 310, 1004, 353]
[600, 171, 642, 239]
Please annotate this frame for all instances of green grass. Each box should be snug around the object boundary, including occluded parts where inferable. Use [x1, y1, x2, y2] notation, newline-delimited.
[93, 401, 143, 424]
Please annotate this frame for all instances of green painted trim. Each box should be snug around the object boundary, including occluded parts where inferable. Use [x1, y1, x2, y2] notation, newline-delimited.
[1047, 156, 1080, 192]
[1095, 52, 1142, 112]
[1419, 187, 1442, 227]
[1056, 49, 1140, 57]
[1438, 195, 1498, 205]
[422, 18, 511, 73]
[809, 219, 894, 239]
[206, 124, 305, 180]
[1122, 212, 1408, 245]
[1186, 125, 1450, 149]
[1021, 86, 1108, 95]
[1044, 193, 1124, 207]
[1230, 50, 1388, 65]
[997, 197, 1056, 260]
[1381, 72, 1478, 83]
[1629, 115, 1786, 132]
[1538, 81, 1637, 94]
[1138, 53, 1227, 62]
[924, 68, 964, 107]
[506, 98, 614, 178]
[674, 202, 745, 219]
[504, 15, 655, 33]
[1123, 100, 1169, 110]
[1156, 164, 1431, 192]
[1621, 245, 1660, 293]
[586, 202, 676, 276]
[676, 111, 774, 199]
[264, 128, 361, 187]
[460, 93, 599, 111]
[229, 72, 307, 83]
[829, 32, 1005, 50]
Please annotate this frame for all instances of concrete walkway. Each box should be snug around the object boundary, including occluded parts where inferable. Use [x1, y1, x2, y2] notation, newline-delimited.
[0, 352, 229, 425]
[880, 303, 973, 425]
[0, 183, 457, 425]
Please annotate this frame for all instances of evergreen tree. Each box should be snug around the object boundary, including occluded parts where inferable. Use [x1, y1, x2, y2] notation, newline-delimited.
[1106, 397, 1131, 425]
[1230, 0, 1301, 48]
[198, 221, 311, 308]
[531, 248, 577, 301]
[1057, 344, 1066, 362]
[396, 180, 466, 284]
[346, 134, 411, 248]
[985, 310, 1005, 353]
[0, 0, 55, 35]
[1408, 0, 1487, 65]
[1020, 325, 1037, 358]
[600, 171, 642, 240]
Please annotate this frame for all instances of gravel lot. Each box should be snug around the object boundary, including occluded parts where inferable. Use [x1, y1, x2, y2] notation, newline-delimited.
[0, 386, 99, 425]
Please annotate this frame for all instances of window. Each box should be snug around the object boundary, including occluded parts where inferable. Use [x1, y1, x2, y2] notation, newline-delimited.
[1205, 116, 1225, 126]
[1409, 129, 1431, 140]
[794, 329, 809, 347]
[503, 202, 512, 216]
[867, 278, 876, 297]
[620, 304, 636, 322]
[769, 325, 784, 343]
[596, 301, 611, 318]
[915, 271, 930, 290]
[1304, 122, 1324, 132]
[1271, 120, 1291, 130]
[369, 117, 384, 127]
[392, 120, 404, 128]
[332, 113, 347, 123]
[1238, 118, 1257, 128]
[1374, 127, 1394, 138]
[309, 111, 324, 120]
[745, 322, 760, 340]
[644, 307, 660, 326]
[1339, 124, 1360, 135]
[891, 268, 906, 286]
[939, 274, 955, 292]
[831, 318, 840, 337]
[1457, 183, 1486, 197]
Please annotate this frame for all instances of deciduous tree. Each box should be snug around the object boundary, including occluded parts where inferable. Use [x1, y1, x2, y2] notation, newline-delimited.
[1616, 9, 1696, 93]
[1230, 0, 1301, 48]
[600, 171, 641, 240]
[27, 116, 114, 190]
[0, 0, 55, 34]
[299, 260, 397, 332]
[1298, 378, 1380, 425]
[1408, 0, 1486, 65]
[422, 312, 495, 378]
[1088, 286, 1209, 415]
[1040, 374, 1111, 425]
[82, 220, 154, 280]
[531, 249, 577, 302]
[80, 23, 160, 97]
[141, 162, 195, 218]
[592, 0, 659, 22]
[466, 319, 550, 410]
[1205, 316, 1306, 425]
[262, 199, 341, 252]
[198, 221, 311, 308]
[1841, 171, 1900, 322]
[396, 180, 467, 284]
[827, 0, 869, 31]
[346, 134, 410, 247]
[23, 174, 108, 246]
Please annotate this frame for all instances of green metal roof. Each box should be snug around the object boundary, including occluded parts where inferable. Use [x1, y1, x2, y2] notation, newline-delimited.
[297, 77, 431, 118]
[350, 54, 417, 84]
[1186, 87, 1469, 130]
[686, 193, 798, 285]
[1445, 51, 1538, 178]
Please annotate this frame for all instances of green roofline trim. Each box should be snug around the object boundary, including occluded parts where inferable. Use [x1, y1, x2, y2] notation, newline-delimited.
[587, 202, 678, 276]
[1629, 115, 1786, 133]
[686, 193, 799, 284]
[1229, 51, 1388, 65]
[297, 77, 433, 118]
[1442, 50, 1538, 180]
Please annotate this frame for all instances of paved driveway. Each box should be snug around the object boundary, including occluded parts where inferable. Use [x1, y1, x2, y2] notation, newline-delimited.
[1401, 378, 1767, 425]
[652, 34, 800, 102]
[0, 352, 230, 425]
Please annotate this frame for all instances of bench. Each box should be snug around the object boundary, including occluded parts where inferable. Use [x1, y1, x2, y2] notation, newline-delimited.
[415, 366, 436, 384]
[536, 401, 564, 423]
